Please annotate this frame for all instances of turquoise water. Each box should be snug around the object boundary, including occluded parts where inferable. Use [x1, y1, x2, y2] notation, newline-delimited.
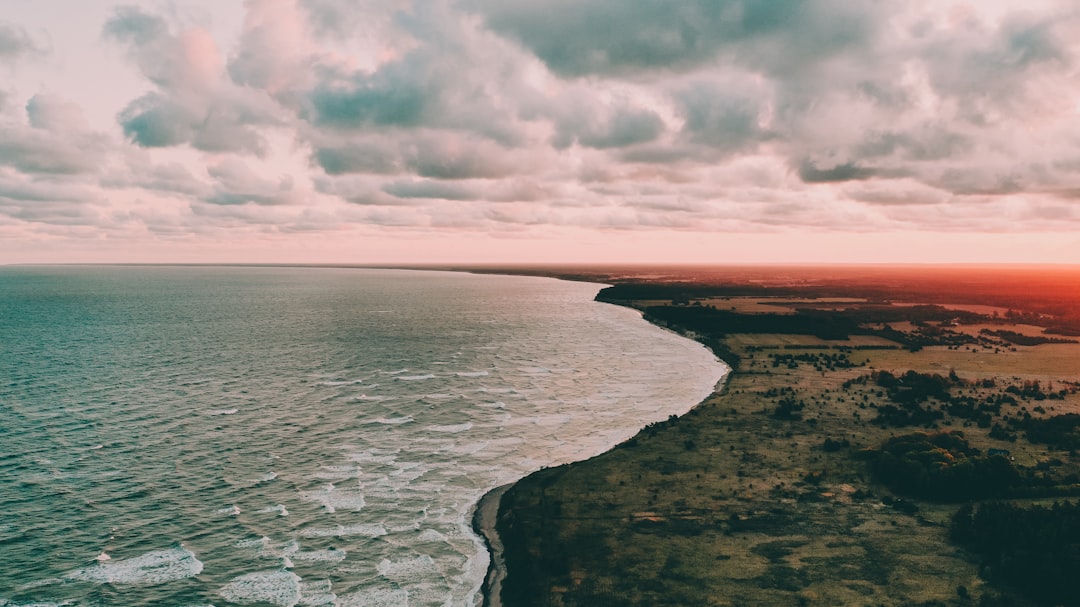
[0, 267, 725, 607]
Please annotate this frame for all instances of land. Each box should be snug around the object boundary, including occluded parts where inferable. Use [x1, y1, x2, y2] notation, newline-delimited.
[471, 266, 1080, 607]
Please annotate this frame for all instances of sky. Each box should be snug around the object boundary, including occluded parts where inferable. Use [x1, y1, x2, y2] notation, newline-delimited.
[2, 0, 1080, 265]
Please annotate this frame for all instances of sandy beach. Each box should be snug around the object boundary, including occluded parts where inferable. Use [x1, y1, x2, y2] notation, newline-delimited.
[473, 484, 512, 607]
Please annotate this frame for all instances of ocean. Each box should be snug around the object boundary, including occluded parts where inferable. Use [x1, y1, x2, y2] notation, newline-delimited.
[0, 266, 725, 607]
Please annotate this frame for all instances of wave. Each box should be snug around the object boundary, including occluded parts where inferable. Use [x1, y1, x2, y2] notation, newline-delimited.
[219, 570, 302, 607]
[299, 484, 366, 513]
[370, 416, 413, 425]
[64, 545, 203, 585]
[299, 523, 387, 538]
[257, 504, 289, 517]
[427, 423, 473, 433]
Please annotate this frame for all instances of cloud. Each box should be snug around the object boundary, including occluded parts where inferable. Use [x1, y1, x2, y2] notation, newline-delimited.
[469, 0, 877, 78]
[672, 75, 769, 151]
[26, 94, 89, 131]
[10, 0, 1080, 252]
[382, 179, 476, 201]
[102, 160, 212, 198]
[205, 157, 299, 205]
[0, 21, 45, 63]
[311, 132, 525, 179]
[309, 66, 429, 128]
[0, 97, 108, 175]
[797, 159, 876, 184]
[104, 6, 283, 155]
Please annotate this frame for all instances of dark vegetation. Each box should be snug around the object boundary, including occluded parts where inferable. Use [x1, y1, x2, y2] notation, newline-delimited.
[980, 329, 1077, 346]
[587, 265, 1080, 327]
[951, 501, 1080, 605]
[482, 265, 1080, 607]
[641, 304, 988, 352]
[497, 465, 575, 607]
[865, 431, 1021, 501]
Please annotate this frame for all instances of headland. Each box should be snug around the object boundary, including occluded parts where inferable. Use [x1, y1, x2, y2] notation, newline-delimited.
[469, 265, 1080, 607]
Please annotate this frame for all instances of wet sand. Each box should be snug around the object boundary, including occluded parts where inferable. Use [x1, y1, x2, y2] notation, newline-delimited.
[472, 484, 511, 607]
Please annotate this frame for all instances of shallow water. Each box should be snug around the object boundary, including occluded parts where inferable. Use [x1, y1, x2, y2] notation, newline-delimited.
[0, 267, 725, 607]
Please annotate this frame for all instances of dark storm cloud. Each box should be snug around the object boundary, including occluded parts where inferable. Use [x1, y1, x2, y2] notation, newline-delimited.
[311, 134, 521, 179]
[557, 105, 665, 149]
[382, 179, 476, 201]
[309, 70, 429, 128]
[315, 142, 401, 176]
[468, 0, 875, 78]
[797, 160, 876, 184]
[116, 93, 196, 147]
[673, 77, 768, 151]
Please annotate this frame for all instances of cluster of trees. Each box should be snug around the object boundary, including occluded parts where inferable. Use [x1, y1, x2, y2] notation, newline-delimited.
[642, 306, 858, 340]
[768, 351, 858, 371]
[867, 432, 1020, 501]
[1018, 413, 1080, 451]
[868, 370, 956, 427]
[1003, 380, 1072, 401]
[951, 501, 1080, 605]
[979, 329, 1077, 346]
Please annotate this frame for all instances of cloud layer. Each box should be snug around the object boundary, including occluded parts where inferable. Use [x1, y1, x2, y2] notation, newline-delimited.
[3, 0, 1080, 260]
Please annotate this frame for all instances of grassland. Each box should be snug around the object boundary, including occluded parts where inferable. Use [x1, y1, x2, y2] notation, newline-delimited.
[494, 290, 1080, 607]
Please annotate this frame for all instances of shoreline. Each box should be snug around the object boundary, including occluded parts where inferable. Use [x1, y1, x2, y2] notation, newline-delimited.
[471, 484, 512, 607]
[473, 300, 731, 607]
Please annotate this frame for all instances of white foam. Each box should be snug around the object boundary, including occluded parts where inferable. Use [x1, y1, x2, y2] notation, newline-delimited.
[388, 467, 426, 482]
[344, 452, 398, 464]
[318, 379, 360, 386]
[258, 504, 289, 517]
[256, 471, 278, 483]
[416, 529, 447, 543]
[205, 408, 239, 416]
[291, 548, 346, 563]
[456, 371, 489, 377]
[349, 394, 386, 402]
[446, 441, 489, 455]
[0, 596, 77, 600]
[219, 570, 302, 607]
[298, 580, 337, 606]
[370, 416, 412, 425]
[299, 523, 387, 538]
[421, 393, 455, 400]
[216, 505, 241, 516]
[426, 423, 472, 433]
[65, 545, 203, 585]
[299, 484, 365, 513]
[95, 552, 110, 562]
[397, 374, 435, 381]
[313, 465, 360, 480]
[376, 555, 438, 584]
[235, 536, 272, 550]
[335, 588, 408, 607]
